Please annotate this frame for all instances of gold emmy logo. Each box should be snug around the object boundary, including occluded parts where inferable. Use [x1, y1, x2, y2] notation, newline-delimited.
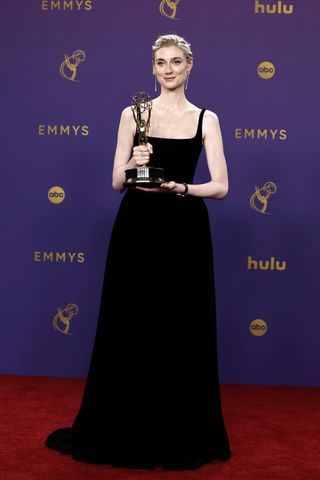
[159, 0, 181, 19]
[60, 50, 86, 82]
[53, 303, 79, 335]
[48, 186, 65, 204]
[257, 61, 275, 79]
[254, 1, 293, 14]
[250, 181, 277, 214]
[250, 319, 268, 336]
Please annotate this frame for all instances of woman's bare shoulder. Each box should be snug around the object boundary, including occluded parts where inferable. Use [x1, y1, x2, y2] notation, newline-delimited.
[202, 110, 222, 142]
[202, 110, 220, 134]
[119, 106, 136, 131]
[120, 105, 133, 119]
[204, 109, 219, 121]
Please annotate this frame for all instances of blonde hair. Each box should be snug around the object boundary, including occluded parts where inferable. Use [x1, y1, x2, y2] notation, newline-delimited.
[152, 34, 193, 62]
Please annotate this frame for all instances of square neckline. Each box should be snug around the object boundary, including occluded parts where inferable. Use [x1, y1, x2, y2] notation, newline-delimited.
[136, 109, 205, 141]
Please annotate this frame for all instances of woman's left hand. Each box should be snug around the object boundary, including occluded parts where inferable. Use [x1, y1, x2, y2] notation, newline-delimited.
[135, 181, 179, 193]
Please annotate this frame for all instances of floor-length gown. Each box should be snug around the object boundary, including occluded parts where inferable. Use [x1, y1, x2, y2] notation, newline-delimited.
[45, 109, 232, 470]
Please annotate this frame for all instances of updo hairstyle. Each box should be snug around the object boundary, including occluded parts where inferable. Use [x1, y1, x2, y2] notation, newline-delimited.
[152, 34, 193, 62]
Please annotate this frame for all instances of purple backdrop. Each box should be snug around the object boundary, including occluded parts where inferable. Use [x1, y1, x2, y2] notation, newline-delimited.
[1, 0, 319, 386]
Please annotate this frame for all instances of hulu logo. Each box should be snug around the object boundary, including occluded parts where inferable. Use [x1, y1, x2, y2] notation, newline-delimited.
[255, 1, 294, 14]
[247, 256, 286, 271]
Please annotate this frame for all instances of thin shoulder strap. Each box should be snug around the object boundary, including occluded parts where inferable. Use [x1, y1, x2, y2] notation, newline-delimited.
[195, 109, 206, 138]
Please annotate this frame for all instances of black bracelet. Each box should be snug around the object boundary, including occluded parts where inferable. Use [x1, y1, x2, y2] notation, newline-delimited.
[176, 182, 188, 197]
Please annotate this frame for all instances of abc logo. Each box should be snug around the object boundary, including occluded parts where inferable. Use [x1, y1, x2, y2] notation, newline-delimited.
[250, 319, 268, 336]
[48, 186, 65, 204]
[257, 61, 275, 79]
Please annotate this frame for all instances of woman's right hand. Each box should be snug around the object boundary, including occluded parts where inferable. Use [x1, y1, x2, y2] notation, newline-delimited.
[130, 143, 153, 167]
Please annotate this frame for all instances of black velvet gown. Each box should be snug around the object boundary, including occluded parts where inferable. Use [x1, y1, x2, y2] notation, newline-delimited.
[45, 109, 232, 470]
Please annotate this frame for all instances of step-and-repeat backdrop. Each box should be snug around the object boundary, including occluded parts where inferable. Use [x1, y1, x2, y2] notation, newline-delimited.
[1, 1, 319, 386]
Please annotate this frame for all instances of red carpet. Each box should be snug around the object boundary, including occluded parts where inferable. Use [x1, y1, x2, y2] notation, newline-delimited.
[0, 375, 319, 480]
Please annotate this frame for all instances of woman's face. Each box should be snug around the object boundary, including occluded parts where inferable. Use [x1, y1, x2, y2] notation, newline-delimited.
[153, 45, 192, 91]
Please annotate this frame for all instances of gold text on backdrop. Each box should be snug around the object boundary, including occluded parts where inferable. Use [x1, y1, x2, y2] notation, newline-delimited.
[247, 256, 287, 271]
[38, 125, 89, 136]
[234, 129, 287, 140]
[34, 252, 85, 263]
[41, 1, 92, 11]
[254, 1, 294, 14]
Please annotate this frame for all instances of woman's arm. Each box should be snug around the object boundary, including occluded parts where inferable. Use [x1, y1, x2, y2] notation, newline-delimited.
[112, 107, 136, 192]
[187, 110, 229, 199]
[112, 107, 153, 193]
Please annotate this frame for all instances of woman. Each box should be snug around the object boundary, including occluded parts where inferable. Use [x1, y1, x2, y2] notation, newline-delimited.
[45, 33, 231, 471]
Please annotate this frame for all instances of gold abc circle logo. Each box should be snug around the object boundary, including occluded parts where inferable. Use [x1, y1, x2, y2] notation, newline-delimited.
[257, 61, 276, 79]
[250, 319, 268, 336]
[48, 186, 65, 204]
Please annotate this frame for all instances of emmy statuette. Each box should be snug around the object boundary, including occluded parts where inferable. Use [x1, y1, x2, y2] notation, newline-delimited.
[123, 92, 166, 188]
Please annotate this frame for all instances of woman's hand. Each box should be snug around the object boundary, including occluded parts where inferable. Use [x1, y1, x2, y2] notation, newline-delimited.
[136, 181, 184, 194]
[130, 143, 153, 168]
